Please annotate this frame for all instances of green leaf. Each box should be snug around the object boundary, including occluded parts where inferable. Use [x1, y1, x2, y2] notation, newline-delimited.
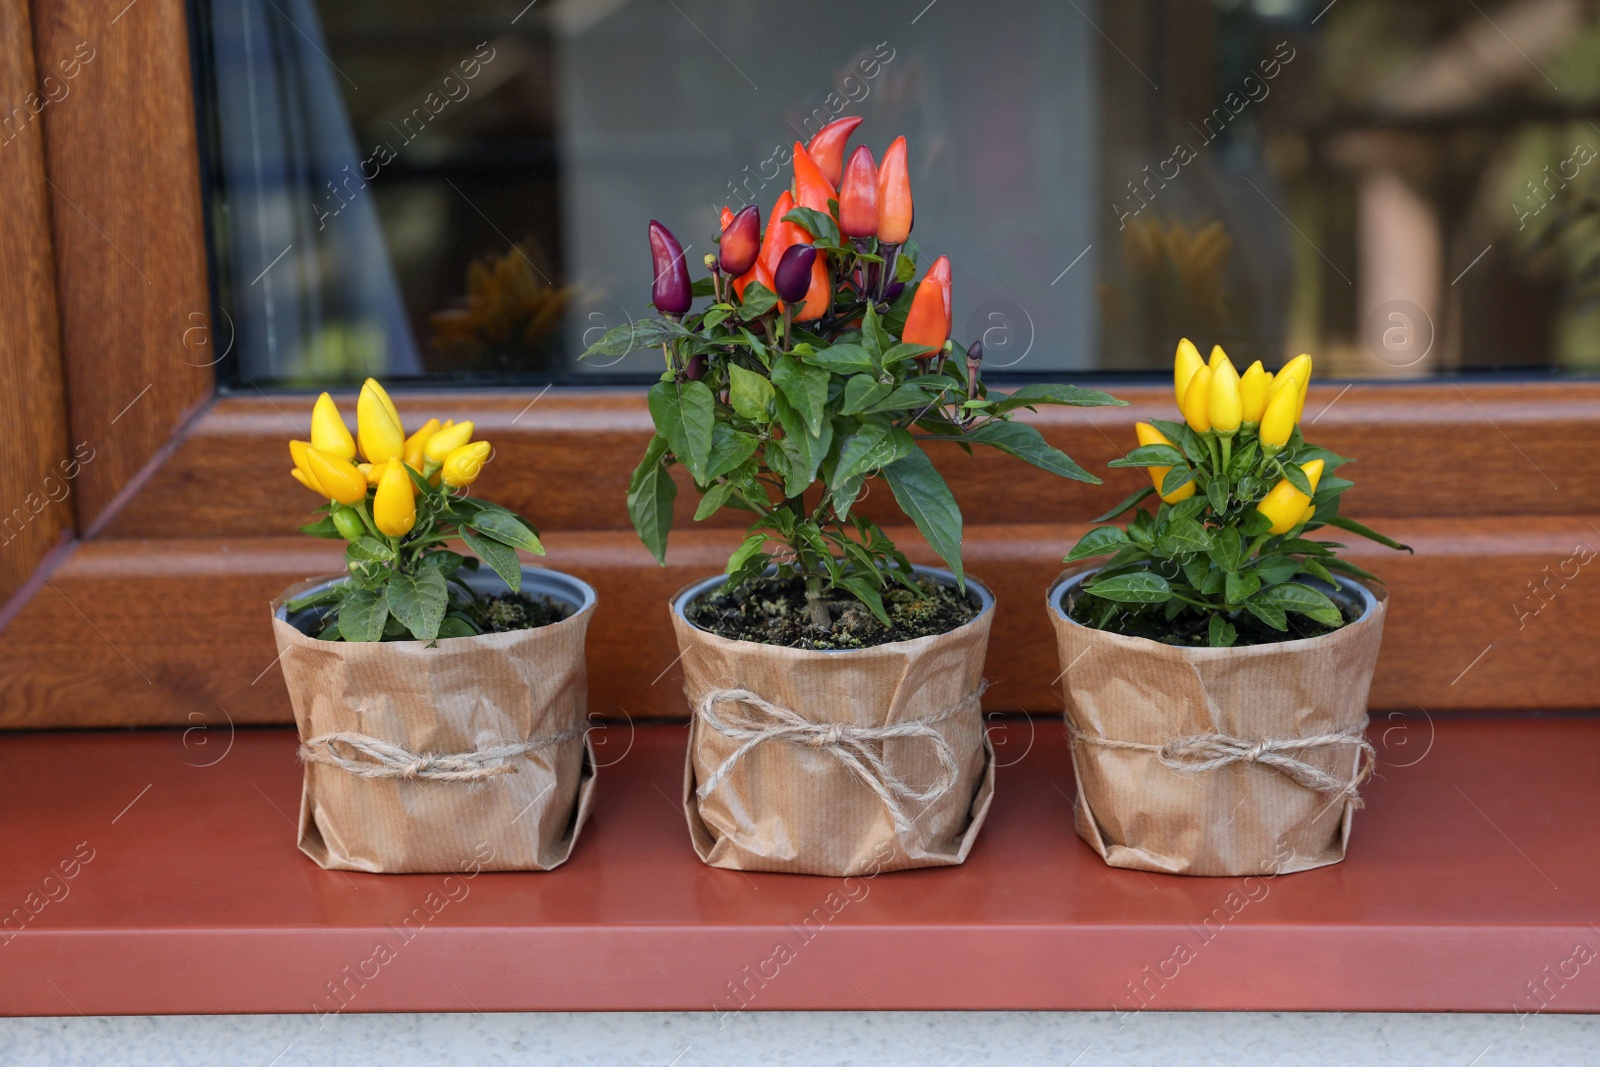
[1208, 526, 1244, 572]
[1065, 526, 1130, 563]
[833, 421, 909, 486]
[882, 449, 964, 585]
[965, 420, 1099, 483]
[1108, 444, 1186, 469]
[1158, 516, 1212, 555]
[863, 382, 937, 413]
[1225, 570, 1260, 604]
[804, 343, 876, 374]
[880, 342, 937, 365]
[839, 575, 892, 626]
[1321, 515, 1413, 552]
[1255, 582, 1344, 628]
[1244, 599, 1288, 631]
[1092, 486, 1155, 522]
[841, 374, 894, 415]
[337, 587, 389, 643]
[346, 536, 394, 563]
[694, 481, 735, 521]
[579, 318, 695, 360]
[991, 383, 1126, 413]
[1206, 476, 1229, 516]
[1208, 615, 1237, 648]
[460, 526, 523, 592]
[1282, 462, 1314, 497]
[774, 394, 832, 496]
[626, 442, 677, 564]
[706, 424, 760, 481]
[468, 507, 544, 554]
[436, 616, 479, 639]
[737, 281, 778, 319]
[677, 381, 716, 484]
[420, 550, 465, 577]
[772, 355, 830, 437]
[1160, 465, 1194, 497]
[386, 568, 449, 641]
[782, 207, 841, 246]
[728, 364, 775, 421]
[725, 532, 768, 576]
[862, 303, 894, 359]
[1256, 556, 1301, 585]
[1086, 571, 1172, 604]
[1321, 557, 1379, 583]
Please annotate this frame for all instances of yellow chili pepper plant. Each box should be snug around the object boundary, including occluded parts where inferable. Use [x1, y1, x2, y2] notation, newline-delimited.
[1064, 341, 1411, 647]
[284, 380, 547, 641]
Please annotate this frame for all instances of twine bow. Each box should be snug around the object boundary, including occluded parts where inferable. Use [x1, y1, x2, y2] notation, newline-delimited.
[299, 729, 583, 782]
[694, 684, 986, 835]
[1067, 722, 1375, 806]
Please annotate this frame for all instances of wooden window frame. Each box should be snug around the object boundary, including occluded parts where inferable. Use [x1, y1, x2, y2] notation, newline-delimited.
[1, 0, 1593, 728]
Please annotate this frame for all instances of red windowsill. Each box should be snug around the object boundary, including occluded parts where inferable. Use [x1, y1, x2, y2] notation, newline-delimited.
[0, 716, 1594, 1016]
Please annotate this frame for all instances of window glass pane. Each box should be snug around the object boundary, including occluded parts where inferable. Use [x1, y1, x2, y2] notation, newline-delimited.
[194, 0, 1600, 387]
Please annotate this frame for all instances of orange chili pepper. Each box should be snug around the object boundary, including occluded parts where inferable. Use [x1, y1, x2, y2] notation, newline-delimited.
[805, 116, 862, 188]
[790, 141, 838, 216]
[901, 255, 951, 352]
[838, 145, 878, 239]
[876, 136, 913, 244]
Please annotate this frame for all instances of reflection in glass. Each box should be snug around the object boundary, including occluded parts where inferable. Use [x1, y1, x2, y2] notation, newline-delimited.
[193, 0, 1600, 387]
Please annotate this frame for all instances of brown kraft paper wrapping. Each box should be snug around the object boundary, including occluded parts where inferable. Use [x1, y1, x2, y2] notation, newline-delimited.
[270, 573, 597, 874]
[1050, 568, 1386, 877]
[672, 578, 997, 876]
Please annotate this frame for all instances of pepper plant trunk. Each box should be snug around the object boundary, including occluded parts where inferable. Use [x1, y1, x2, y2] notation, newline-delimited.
[673, 567, 997, 876]
[1049, 568, 1386, 877]
[271, 567, 598, 873]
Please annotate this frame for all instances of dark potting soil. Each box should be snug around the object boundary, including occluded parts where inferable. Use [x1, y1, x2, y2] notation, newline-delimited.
[479, 592, 571, 632]
[688, 575, 979, 650]
[1064, 589, 1359, 647]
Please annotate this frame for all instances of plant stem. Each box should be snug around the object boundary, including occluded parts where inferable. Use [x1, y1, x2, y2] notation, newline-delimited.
[804, 570, 830, 630]
[1220, 434, 1232, 474]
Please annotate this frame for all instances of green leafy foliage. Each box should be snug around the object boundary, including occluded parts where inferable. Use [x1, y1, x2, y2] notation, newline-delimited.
[583, 223, 1124, 627]
[287, 464, 546, 644]
[1067, 418, 1411, 645]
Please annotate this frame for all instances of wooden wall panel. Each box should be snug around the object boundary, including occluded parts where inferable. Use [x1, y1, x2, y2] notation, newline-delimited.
[94, 382, 1600, 542]
[0, 517, 1590, 728]
[0, 0, 71, 610]
[31, 0, 213, 532]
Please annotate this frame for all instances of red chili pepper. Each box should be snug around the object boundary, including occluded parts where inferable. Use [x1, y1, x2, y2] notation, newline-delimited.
[901, 255, 951, 352]
[838, 145, 878, 239]
[876, 136, 913, 244]
[756, 190, 811, 281]
[732, 259, 776, 302]
[719, 204, 761, 276]
[790, 142, 838, 216]
[805, 115, 863, 188]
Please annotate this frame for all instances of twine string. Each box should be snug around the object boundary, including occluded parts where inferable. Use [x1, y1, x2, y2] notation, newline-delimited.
[694, 683, 987, 835]
[1066, 721, 1375, 806]
[299, 729, 584, 782]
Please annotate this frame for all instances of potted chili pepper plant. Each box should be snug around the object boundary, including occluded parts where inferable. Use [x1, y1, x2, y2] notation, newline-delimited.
[1051, 341, 1411, 876]
[584, 119, 1123, 875]
[272, 380, 597, 873]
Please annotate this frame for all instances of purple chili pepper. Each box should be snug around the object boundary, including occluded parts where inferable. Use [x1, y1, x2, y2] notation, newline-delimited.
[648, 219, 692, 315]
[774, 244, 817, 305]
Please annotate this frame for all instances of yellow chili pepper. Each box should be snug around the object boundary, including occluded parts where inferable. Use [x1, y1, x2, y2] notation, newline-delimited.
[403, 417, 441, 472]
[1182, 364, 1213, 433]
[1272, 354, 1312, 421]
[1207, 344, 1230, 371]
[441, 441, 492, 488]
[289, 440, 325, 495]
[1208, 351, 1242, 436]
[357, 379, 405, 464]
[1135, 422, 1195, 504]
[424, 420, 475, 464]
[1174, 338, 1205, 410]
[310, 392, 357, 461]
[1239, 360, 1272, 424]
[1257, 458, 1324, 535]
[1259, 376, 1300, 453]
[373, 457, 417, 537]
[294, 442, 368, 505]
[357, 462, 382, 485]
